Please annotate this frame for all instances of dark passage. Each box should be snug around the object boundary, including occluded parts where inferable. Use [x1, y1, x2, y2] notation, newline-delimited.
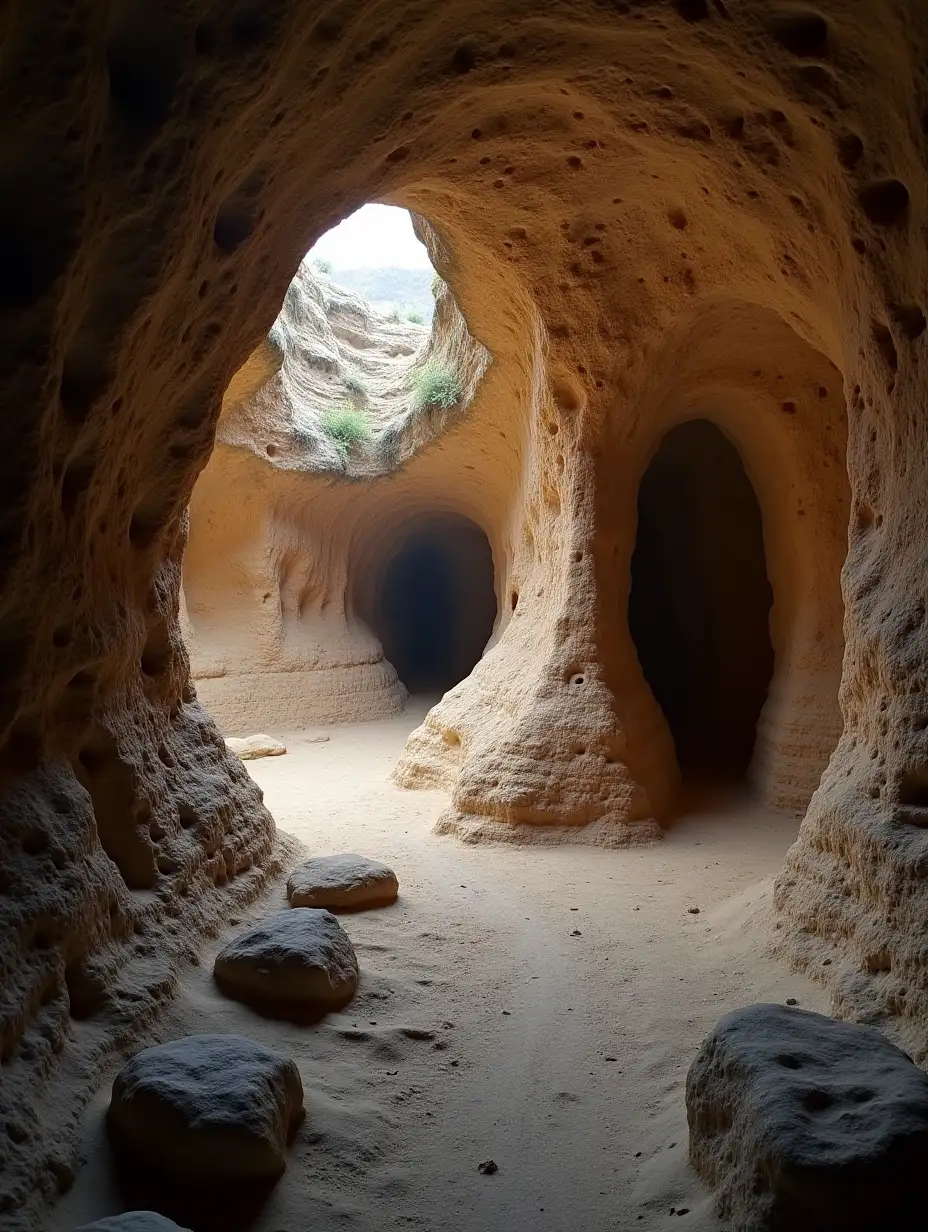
[376, 515, 496, 695]
[629, 419, 774, 782]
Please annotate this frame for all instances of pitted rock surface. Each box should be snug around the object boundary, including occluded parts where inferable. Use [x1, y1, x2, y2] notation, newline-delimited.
[107, 1034, 304, 1183]
[4, 1, 928, 1226]
[687, 1003, 928, 1230]
[287, 854, 399, 911]
[213, 909, 359, 1011]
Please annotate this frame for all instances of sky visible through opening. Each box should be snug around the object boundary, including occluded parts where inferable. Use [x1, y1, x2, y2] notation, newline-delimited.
[308, 204, 431, 270]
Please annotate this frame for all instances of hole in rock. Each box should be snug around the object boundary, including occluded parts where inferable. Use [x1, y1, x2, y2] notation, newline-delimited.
[357, 515, 497, 698]
[183, 202, 499, 734]
[306, 203, 437, 324]
[629, 420, 774, 788]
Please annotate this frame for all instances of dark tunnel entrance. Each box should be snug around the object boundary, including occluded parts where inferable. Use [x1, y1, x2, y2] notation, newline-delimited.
[371, 515, 497, 696]
[628, 419, 775, 785]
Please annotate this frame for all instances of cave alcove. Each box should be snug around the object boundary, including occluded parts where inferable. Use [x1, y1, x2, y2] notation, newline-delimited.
[357, 513, 497, 698]
[629, 419, 775, 789]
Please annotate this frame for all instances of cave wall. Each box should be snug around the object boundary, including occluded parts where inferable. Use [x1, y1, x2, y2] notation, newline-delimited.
[3, 0, 928, 1221]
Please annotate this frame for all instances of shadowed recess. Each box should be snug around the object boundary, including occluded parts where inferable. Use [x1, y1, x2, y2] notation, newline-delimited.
[629, 419, 775, 784]
[367, 515, 496, 696]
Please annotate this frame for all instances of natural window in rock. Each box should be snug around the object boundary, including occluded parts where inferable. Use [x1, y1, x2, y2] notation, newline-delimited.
[182, 203, 495, 731]
[355, 514, 497, 697]
[308, 203, 436, 324]
[629, 419, 775, 786]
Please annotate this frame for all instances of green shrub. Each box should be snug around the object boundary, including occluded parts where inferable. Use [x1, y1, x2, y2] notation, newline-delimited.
[407, 311, 425, 325]
[342, 368, 368, 397]
[409, 361, 462, 413]
[312, 257, 333, 275]
[322, 403, 370, 452]
[387, 307, 402, 324]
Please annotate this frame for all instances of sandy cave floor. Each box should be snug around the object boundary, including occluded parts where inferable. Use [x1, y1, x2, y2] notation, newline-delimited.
[53, 703, 829, 1232]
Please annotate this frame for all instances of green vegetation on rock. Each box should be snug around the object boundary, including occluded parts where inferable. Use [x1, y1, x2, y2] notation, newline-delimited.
[323, 403, 370, 453]
[409, 361, 462, 413]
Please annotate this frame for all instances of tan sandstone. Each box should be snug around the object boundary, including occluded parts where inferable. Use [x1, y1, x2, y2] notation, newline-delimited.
[3, 2, 928, 1226]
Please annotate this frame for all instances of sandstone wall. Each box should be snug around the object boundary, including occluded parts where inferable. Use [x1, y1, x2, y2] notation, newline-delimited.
[3, 1, 928, 1222]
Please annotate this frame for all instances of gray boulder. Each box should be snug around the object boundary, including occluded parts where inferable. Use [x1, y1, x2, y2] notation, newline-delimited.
[287, 853, 399, 911]
[687, 1003, 928, 1230]
[76, 1217, 190, 1232]
[214, 909, 359, 1012]
[107, 1034, 304, 1182]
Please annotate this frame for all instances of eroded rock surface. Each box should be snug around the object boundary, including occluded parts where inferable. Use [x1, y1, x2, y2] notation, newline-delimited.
[225, 734, 287, 760]
[3, 0, 928, 1223]
[287, 854, 399, 911]
[213, 910, 359, 1012]
[107, 1034, 304, 1183]
[687, 1004, 928, 1230]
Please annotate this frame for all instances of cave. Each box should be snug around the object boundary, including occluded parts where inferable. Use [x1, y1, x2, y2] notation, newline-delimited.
[629, 419, 775, 788]
[365, 515, 497, 697]
[6, 4, 928, 1229]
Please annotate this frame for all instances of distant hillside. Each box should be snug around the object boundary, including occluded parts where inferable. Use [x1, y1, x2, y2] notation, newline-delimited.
[324, 266, 435, 322]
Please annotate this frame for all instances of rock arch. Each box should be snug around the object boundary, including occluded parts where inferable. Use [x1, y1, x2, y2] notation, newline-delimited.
[352, 509, 498, 698]
[3, 3, 928, 1219]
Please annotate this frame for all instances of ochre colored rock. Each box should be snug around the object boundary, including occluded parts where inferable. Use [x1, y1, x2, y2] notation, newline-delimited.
[225, 734, 287, 760]
[287, 854, 399, 911]
[687, 1004, 928, 1230]
[107, 1035, 304, 1182]
[2, 2, 928, 1223]
[213, 910, 359, 1012]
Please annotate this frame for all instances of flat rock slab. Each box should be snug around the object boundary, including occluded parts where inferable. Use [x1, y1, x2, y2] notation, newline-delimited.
[687, 1003, 928, 1230]
[287, 853, 399, 911]
[214, 909, 359, 1012]
[107, 1034, 303, 1183]
[77, 1216, 191, 1232]
[225, 734, 286, 760]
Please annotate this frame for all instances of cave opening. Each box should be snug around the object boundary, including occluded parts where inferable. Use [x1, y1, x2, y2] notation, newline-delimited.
[307, 201, 436, 324]
[629, 419, 775, 788]
[365, 514, 497, 697]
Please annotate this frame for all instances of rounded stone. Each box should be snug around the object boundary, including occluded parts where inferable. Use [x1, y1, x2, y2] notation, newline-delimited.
[287, 853, 399, 911]
[213, 908, 359, 1011]
[76, 1216, 190, 1232]
[107, 1034, 304, 1183]
[687, 1003, 928, 1230]
[225, 733, 286, 760]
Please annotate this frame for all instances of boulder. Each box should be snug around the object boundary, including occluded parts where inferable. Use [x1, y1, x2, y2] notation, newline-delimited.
[686, 1003, 928, 1230]
[287, 853, 399, 911]
[225, 734, 286, 760]
[107, 1034, 304, 1183]
[214, 909, 359, 1012]
[77, 1216, 190, 1232]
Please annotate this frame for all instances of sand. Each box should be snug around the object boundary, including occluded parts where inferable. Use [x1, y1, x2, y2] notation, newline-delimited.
[52, 703, 827, 1232]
